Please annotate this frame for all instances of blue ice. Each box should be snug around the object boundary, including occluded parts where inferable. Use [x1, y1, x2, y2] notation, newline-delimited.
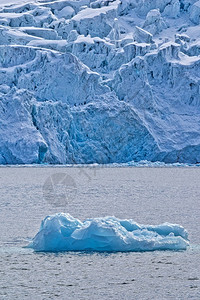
[28, 213, 189, 252]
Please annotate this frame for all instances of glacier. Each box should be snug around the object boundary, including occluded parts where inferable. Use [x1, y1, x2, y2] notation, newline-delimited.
[0, 0, 200, 164]
[28, 213, 189, 252]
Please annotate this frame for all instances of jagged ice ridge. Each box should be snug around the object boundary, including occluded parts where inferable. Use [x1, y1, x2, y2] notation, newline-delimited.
[0, 0, 200, 164]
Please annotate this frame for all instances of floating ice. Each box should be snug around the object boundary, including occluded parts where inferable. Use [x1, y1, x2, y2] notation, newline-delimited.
[28, 213, 189, 252]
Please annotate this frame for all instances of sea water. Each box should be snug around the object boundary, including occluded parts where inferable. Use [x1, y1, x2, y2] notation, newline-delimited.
[0, 167, 199, 299]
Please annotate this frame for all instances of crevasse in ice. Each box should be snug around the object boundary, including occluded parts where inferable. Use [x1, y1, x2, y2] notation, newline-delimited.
[0, 0, 200, 164]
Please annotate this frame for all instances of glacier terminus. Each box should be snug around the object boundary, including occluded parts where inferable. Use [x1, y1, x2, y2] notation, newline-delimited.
[0, 0, 200, 164]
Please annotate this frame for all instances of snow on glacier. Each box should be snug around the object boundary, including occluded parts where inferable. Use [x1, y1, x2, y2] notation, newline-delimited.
[0, 0, 200, 164]
[28, 213, 189, 252]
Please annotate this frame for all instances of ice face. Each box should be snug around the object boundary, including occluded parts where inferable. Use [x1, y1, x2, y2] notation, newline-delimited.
[143, 9, 168, 35]
[189, 1, 200, 24]
[28, 213, 189, 252]
[0, 0, 200, 164]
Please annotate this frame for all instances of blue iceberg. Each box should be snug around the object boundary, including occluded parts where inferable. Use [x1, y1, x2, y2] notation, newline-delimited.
[28, 213, 189, 252]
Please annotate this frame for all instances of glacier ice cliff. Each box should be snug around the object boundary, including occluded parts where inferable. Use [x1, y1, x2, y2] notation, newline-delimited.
[28, 213, 189, 252]
[0, 0, 200, 164]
